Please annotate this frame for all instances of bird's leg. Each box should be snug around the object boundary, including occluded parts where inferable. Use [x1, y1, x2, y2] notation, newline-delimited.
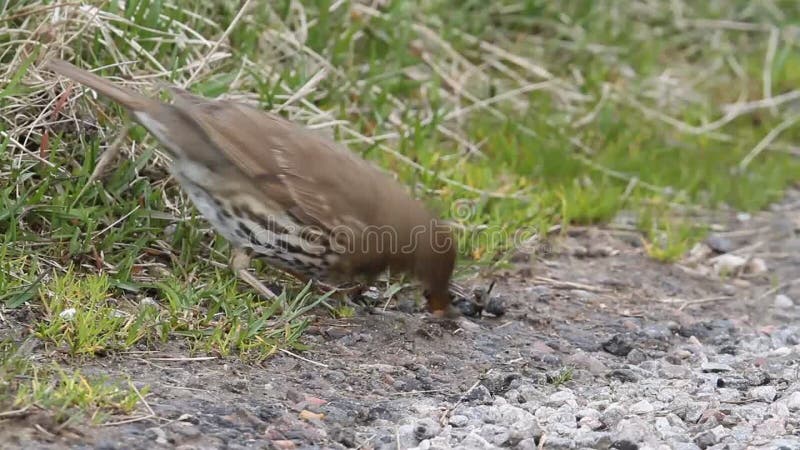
[230, 247, 284, 310]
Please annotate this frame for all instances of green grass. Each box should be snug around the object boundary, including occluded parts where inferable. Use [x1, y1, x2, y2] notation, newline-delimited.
[3, 0, 800, 422]
[0, 340, 145, 425]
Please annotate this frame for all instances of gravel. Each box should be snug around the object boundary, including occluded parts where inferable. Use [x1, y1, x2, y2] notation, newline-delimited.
[394, 322, 800, 449]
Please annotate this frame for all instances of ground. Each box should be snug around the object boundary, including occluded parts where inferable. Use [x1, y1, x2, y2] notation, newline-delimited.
[3, 187, 800, 449]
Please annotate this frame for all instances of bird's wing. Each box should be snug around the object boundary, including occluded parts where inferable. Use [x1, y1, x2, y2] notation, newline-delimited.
[171, 90, 384, 234]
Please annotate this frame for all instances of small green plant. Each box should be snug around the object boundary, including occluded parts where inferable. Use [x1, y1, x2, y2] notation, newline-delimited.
[35, 268, 144, 356]
[14, 366, 145, 424]
[638, 205, 707, 263]
[546, 367, 575, 387]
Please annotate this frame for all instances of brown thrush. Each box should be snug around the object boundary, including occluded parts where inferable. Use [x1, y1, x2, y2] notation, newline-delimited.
[44, 58, 457, 316]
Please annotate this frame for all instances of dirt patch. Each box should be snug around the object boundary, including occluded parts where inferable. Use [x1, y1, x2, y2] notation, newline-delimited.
[4, 192, 800, 449]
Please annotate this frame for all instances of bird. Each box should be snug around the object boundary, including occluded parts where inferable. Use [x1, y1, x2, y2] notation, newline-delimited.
[43, 57, 458, 317]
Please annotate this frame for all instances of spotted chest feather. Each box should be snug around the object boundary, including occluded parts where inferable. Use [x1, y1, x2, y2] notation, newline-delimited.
[176, 174, 338, 280]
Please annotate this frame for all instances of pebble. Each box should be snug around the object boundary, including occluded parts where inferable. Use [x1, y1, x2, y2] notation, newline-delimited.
[515, 438, 539, 450]
[600, 404, 626, 428]
[479, 424, 510, 446]
[485, 295, 506, 316]
[626, 348, 648, 364]
[611, 439, 639, 450]
[578, 416, 604, 430]
[458, 432, 494, 449]
[668, 441, 701, 450]
[683, 402, 709, 423]
[546, 390, 578, 408]
[574, 431, 611, 448]
[414, 418, 440, 441]
[449, 415, 469, 427]
[508, 419, 542, 443]
[565, 352, 608, 375]
[538, 436, 576, 449]
[145, 427, 169, 446]
[576, 408, 600, 420]
[710, 254, 746, 275]
[746, 257, 768, 274]
[614, 417, 651, 444]
[750, 386, 777, 402]
[59, 308, 77, 320]
[705, 235, 735, 253]
[693, 425, 729, 448]
[659, 363, 692, 379]
[774, 294, 795, 309]
[755, 417, 786, 436]
[630, 399, 655, 415]
[785, 391, 800, 411]
[463, 385, 493, 404]
[701, 362, 733, 373]
[140, 296, 158, 307]
[607, 368, 640, 383]
[602, 333, 635, 357]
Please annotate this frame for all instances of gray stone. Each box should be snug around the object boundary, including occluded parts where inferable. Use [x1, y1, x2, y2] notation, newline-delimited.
[603, 333, 635, 356]
[716, 388, 741, 403]
[398, 424, 419, 449]
[539, 436, 575, 449]
[750, 386, 777, 402]
[666, 413, 687, 429]
[479, 424, 510, 446]
[414, 418, 441, 441]
[684, 402, 709, 423]
[574, 430, 612, 448]
[449, 414, 469, 427]
[550, 410, 578, 428]
[654, 416, 673, 437]
[693, 425, 729, 449]
[607, 368, 640, 383]
[630, 399, 655, 415]
[729, 423, 753, 442]
[785, 391, 800, 411]
[578, 416, 604, 430]
[546, 389, 578, 408]
[416, 436, 450, 450]
[614, 417, 650, 444]
[535, 406, 558, 421]
[516, 438, 538, 450]
[464, 385, 493, 404]
[764, 438, 800, 449]
[565, 352, 608, 375]
[627, 348, 648, 364]
[494, 403, 536, 424]
[705, 234, 735, 253]
[600, 404, 626, 428]
[576, 408, 600, 420]
[146, 427, 169, 446]
[774, 294, 795, 309]
[667, 441, 701, 450]
[609, 439, 640, 450]
[701, 362, 733, 373]
[768, 400, 790, 419]
[456, 432, 494, 449]
[509, 419, 542, 443]
[755, 417, 786, 437]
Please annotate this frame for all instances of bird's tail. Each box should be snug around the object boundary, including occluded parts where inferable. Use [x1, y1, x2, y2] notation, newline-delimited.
[44, 58, 153, 111]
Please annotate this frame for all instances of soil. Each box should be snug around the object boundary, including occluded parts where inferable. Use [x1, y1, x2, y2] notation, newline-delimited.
[3, 189, 800, 449]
